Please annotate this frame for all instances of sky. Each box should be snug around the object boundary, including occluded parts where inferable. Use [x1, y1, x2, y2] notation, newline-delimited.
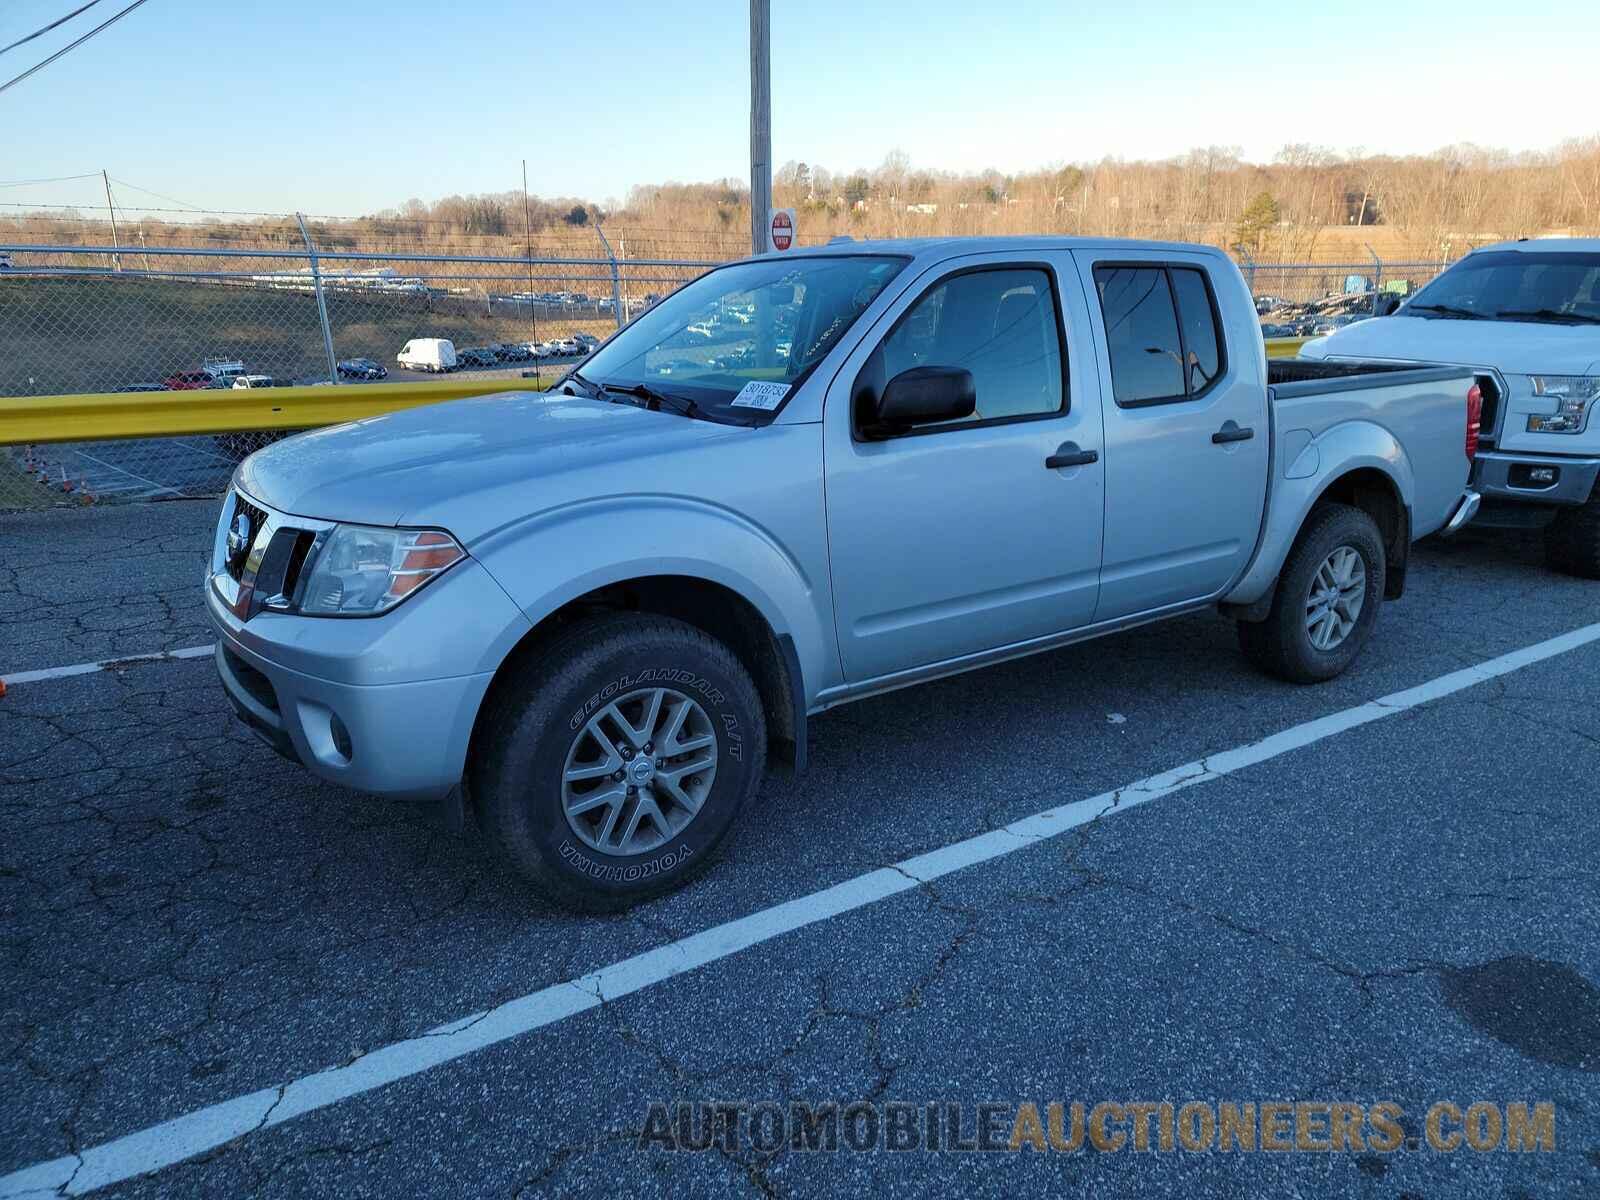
[3, 0, 1599, 219]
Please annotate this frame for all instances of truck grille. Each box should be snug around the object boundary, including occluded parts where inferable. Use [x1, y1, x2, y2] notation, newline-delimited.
[212, 489, 332, 619]
[226, 493, 269, 583]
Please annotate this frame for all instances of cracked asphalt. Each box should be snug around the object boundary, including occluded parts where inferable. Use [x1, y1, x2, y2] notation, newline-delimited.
[3, 499, 1599, 1197]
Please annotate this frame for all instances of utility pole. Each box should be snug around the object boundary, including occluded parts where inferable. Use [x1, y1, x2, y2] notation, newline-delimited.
[748, 0, 771, 257]
[522, 159, 537, 349]
[101, 169, 122, 271]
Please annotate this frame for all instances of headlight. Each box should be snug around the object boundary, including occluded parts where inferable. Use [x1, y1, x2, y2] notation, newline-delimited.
[298, 524, 465, 616]
[1526, 375, 1599, 435]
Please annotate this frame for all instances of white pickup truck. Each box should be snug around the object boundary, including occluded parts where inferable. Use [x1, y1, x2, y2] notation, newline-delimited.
[209, 237, 1479, 908]
[1303, 238, 1600, 576]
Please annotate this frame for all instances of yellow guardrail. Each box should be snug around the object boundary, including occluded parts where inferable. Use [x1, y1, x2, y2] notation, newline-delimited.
[4, 340, 1311, 446]
[0, 378, 547, 446]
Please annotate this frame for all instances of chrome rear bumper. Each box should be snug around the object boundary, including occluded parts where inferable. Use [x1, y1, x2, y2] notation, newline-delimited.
[1440, 489, 1481, 538]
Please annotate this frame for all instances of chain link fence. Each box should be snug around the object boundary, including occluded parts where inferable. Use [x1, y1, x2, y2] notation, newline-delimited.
[0, 231, 1456, 512]
[0, 226, 714, 509]
[1236, 252, 1451, 336]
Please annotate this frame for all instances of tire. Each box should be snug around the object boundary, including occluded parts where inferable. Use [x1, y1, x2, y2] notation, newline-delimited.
[472, 614, 767, 911]
[1543, 490, 1600, 579]
[1237, 502, 1387, 684]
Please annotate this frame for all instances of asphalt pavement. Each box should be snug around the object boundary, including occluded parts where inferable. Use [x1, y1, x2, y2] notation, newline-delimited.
[1, 500, 1598, 1197]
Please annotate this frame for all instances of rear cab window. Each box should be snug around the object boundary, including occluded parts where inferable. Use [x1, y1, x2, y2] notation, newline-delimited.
[1093, 263, 1226, 407]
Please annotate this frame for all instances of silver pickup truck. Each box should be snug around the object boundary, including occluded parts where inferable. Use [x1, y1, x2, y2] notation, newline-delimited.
[207, 237, 1479, 908]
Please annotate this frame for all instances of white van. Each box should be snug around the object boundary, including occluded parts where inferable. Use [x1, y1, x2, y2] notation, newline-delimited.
[397, 338, 457, 373]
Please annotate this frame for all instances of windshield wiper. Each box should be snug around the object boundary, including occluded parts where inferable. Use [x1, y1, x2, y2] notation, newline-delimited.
[1406, 303, 1490, 320]
[560, 369, 603, 397]
[599, 381, 706, 421]
[1494, 308, 1600, 326]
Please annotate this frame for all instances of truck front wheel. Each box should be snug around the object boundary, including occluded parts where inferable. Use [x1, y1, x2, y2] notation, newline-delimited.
[1237, 503, 1387, 684]
[472, 614, 766, 911]
[1543, 489, 1600, 579]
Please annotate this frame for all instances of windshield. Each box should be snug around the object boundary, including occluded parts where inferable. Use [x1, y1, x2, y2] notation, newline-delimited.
[576, 255, 909, 421]
[1406, 250, 1600, 324]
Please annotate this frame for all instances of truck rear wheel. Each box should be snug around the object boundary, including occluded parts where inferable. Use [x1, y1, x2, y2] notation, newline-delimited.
[472, 614, 766, 911]
[1543, 490, 1600, 579]
[1237, 503, 1386, 684]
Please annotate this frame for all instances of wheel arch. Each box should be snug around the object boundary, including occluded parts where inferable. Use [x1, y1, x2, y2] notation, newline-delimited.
[1224, 460, 1411, 621]
[1311, 466, 1410, 600]
[468, 574, 807, 782]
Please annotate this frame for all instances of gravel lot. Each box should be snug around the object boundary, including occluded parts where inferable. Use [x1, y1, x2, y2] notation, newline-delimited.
[2, 500, 1597, 1197]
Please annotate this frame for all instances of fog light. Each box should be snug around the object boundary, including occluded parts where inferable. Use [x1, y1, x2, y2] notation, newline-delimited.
[330, 714, 353, 761]
[1510, 464, 1560, 489]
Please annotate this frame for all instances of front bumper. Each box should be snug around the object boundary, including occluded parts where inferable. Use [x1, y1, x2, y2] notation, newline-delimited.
[1471, 450, 1600, 508]
[210, 625, 495, 801]
[205, 492, 532, 799]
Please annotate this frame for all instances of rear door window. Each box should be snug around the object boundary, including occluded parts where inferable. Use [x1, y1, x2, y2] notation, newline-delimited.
[1093, 267, 1184, 404]
[1093, 264, 1228, 406]
[1170, 268, 1223, 395]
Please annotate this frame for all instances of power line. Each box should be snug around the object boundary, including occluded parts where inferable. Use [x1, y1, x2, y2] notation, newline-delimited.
[109, 176, 204, 210]
[0, 0, 149, 98]
[0, 172, 101, 187]
[0, 0, 106, 57]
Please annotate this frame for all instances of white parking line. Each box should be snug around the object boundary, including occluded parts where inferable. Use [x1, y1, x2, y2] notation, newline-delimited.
[1, 644, 215, 688]
[4, 618, 1600, 1197]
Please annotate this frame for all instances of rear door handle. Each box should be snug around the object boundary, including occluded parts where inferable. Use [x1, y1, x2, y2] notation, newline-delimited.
[1212, 422, 1255, 444]
[1046, 444, 1099, 469]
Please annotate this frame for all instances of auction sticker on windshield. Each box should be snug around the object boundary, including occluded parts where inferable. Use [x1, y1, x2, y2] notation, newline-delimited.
[730, 381, 790, 410]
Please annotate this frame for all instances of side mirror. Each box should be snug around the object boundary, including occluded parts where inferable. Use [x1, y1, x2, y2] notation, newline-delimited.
[1375, 294, 1402, 317]
[862, 366, 976, 437]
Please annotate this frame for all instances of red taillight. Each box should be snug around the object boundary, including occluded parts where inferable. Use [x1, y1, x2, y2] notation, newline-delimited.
[1466, 383, 1483, 461]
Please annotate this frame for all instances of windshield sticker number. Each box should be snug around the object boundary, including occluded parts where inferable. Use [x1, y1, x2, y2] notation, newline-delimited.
[729, 381, 790, 410]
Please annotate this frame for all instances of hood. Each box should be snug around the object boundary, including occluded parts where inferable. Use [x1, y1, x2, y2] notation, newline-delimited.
[235, 390, 745, 539]
[1307, 315, 1600, 377]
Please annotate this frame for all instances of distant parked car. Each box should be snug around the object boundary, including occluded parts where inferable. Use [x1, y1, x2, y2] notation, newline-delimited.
[231, 374, 279, 389]
[574, 333, 601, 351]
[397, 338, 457, 373]
[164, 370, 217, 390]
[456, 346, 499, 368]
[337, 357, 388, 380]
[495, 343, 533, 362]
[202, 357, 245, 384]
[552, 337, 582, 356]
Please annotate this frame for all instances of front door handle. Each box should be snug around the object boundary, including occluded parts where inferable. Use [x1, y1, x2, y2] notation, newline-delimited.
[1212, 421, 1255, 444]
[1046, 443, 1099, 469]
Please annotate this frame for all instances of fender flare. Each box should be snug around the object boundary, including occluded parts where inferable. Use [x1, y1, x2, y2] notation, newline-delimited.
[1224, 420, 1415, 613]
[469, 494, 834, 763]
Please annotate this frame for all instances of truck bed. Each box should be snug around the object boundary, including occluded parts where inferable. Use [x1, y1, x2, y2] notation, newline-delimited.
[1267, 357, 1468, 389]
[1266, 357, 1479, 540]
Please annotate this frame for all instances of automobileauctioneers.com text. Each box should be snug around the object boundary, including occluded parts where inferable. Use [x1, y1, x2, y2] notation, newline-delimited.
[639, 1100, 1556, 1155]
